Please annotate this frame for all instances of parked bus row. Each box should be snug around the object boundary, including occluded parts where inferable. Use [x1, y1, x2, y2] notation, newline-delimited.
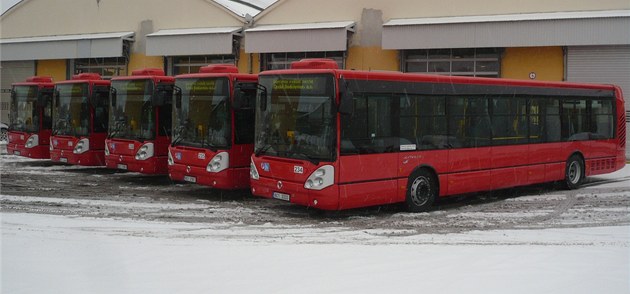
[6, 59, 626, 212]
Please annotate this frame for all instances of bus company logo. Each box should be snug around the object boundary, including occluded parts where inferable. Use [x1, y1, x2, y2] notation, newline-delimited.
[119, 155, 123, 162]
[175, 152, 182, 160]
[186, 166, 191, 173]
[261, 162, 270, 172]
[277, 181, 283, 189]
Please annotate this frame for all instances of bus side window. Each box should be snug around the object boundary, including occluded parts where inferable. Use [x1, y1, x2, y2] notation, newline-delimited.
[591, 99, 614, 139]
[399, 95, 447, 150]
[544, 98, 561, 142]
[448, 96, 491, 148]
[340, 94, 397, 154]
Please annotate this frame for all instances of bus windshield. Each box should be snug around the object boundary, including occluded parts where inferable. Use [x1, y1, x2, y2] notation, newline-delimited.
[109, 79, 155, 141]
[54, 83, 90, 136]
[10, 86, 41, 133]
[255, 74, 336, 163]
[172, 77, 230, 149]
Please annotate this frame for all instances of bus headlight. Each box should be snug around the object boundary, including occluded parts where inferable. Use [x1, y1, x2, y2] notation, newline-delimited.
[104, 142, 110, 156]
[207, 152, 229, 173]
[135, 143, 154, 161]
[168, 150, 174, 166]
[304, 165, 334, 190]
[250, 158, 259, 180]
[25, 135, 39, 148]
[73, 138, 89, 154]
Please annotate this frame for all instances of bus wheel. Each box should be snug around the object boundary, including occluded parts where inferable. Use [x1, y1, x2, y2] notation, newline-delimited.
[564, 155, 584, 189]
[405, 169, 437, 212]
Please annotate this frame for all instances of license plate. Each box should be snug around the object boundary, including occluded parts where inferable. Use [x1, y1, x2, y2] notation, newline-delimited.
[14, 151, 20, 155]
[184, 175, 197, 183]
[272, 192, 290, 201]
[117, 164, 128, 170]
[60, 158, 68, 163]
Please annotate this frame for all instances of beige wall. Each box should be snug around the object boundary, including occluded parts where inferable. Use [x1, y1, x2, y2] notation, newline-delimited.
[1, 0, 244, 56]
[256, 0, 630, 25]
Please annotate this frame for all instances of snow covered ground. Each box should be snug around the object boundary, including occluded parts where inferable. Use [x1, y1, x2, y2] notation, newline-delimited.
[2, 212, 629, 294]
[1, 154, 629, 293]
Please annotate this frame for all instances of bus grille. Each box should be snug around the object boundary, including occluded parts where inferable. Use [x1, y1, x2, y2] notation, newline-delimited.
[590, 158, 616, 173]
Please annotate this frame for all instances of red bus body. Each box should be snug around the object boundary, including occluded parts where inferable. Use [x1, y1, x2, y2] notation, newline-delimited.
[50, 73, 111, 166]
[7, 76, 55, 159]
[250, 59, 626, 211]
[105, 69, 175, 174]
[168, 65, 257, 189]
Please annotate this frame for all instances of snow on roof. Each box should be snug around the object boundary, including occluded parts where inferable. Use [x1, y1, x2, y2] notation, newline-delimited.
[384, 9, 630, 26]
[212, 0, 278, 17]
[146, 27, 242, 37]
[245, 21, 356, 32]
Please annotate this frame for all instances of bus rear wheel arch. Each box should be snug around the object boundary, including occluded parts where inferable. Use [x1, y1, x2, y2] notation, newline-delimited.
[405, 168, 438, 212]
[564, 153, 585, 189]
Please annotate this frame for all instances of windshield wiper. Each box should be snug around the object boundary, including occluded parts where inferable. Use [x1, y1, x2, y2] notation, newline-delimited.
[108, 119, 126, 139]
[171, 125, 187, 146]
[283, 150, 322, 165]
[254, 144, 273, 157]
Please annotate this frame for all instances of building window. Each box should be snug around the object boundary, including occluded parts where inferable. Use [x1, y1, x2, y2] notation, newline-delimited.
[171, 55, 236, 75]
[403, 48, 500, 77]
[261, 51, 345, 71]
[74, 57, 128, 79]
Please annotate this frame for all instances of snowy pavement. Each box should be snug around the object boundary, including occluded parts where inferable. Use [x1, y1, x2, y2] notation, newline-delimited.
[1, 155, 629, 293]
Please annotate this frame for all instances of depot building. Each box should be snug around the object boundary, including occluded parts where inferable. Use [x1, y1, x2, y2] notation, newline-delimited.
[1, 0, 629, 124]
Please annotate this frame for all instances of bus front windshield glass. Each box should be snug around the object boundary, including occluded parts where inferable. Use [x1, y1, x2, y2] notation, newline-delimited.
[54, 83, 90, 136]
[255, 74, 336, 163]
[10, 86, 41, 133]
[109, 80, 155, 141]
[172, 77, 230, 149]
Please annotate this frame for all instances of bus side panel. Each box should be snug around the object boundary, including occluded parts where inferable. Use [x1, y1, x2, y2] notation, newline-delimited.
[447, 147, 493, 195]
[338, 153, 398, 183]
[447, 170, 493, 195]
[338, 153, 399, 209]
[529, 142, 563, 182]
[338, 180, 399, 210]
[491, 145, 529, 189]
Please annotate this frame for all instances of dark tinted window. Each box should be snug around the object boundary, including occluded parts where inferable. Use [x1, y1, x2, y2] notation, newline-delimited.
[234, 82, 257, 144]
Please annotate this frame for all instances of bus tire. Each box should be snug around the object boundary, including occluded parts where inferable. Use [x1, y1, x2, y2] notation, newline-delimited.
[405, 169, 437, 212]
[564, 155, 584, 189]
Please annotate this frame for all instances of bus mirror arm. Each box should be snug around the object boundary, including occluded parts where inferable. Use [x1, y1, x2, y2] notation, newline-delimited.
[338, 79, 354, 115]
[259, 85, 268, 111]
[110, 88, 117, 107]
[174, 86, 182, 109]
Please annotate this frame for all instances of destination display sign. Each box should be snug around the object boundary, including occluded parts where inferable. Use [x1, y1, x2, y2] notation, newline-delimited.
[268, 75, 331, 96]
[56, 84, 87, 97]
[177, 78, 227, 96]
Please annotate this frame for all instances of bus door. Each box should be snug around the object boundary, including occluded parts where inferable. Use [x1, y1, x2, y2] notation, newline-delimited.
[338, 93, 400, 209]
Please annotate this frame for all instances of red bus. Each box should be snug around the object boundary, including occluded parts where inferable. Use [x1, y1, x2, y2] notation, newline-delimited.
[105, 68, 174, 174]
[250, 58, 626, 211]
[7, 76, 55, 159]
[50, 73, 111, 166]
[168, 64, 257, 189]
